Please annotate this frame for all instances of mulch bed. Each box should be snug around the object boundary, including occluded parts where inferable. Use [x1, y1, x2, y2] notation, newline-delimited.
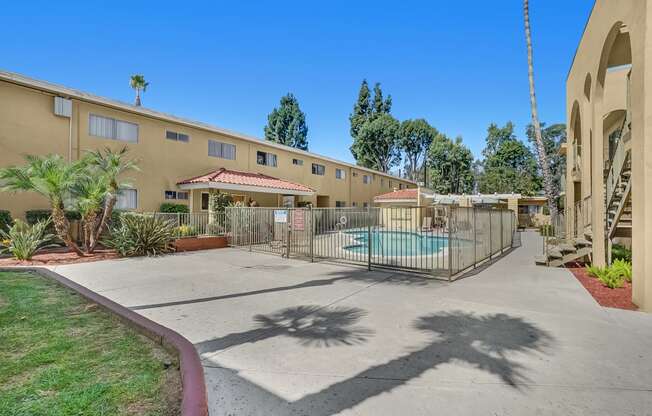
[566, 262, 638, 310]
[0, 247, 119, 266]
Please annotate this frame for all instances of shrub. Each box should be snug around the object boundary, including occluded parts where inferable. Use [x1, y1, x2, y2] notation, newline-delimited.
[585, 265, 605, 279]
[611, 259, 633, 283]
[0, 218, 54, 260]
[175, 224, 197, 237]
[612, 244, 632, 262]
[0, 210, 11, 231]
[25, 209, 81, 224]
[598, 270, 624, 289]
[539, 224, 554, 237]
[104, 214, 176, 257]
[159, 203, 189, 213]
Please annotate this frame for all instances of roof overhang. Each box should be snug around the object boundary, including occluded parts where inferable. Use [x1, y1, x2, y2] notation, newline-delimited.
[375, 199, 417, 203]
[178, 181, 315, 196]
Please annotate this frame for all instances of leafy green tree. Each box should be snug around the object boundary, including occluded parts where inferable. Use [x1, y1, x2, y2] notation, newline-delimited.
[428, 135, 475, 194]
[350, 80, 394, 167]
[351, 114, 401, 172]
[129, 74, 149, 106]
[478, 122, 541, 195]
[264, 93, 309, 150]
[526, 122, 566, 200]
[399, 119, 437, 182]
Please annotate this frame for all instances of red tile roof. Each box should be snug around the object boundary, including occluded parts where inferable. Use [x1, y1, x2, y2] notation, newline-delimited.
[177, 168, 314, 193]
[374, 188, 418, 201]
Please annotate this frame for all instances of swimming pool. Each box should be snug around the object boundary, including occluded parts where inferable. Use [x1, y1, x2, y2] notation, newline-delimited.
[343, 230, 448, 256]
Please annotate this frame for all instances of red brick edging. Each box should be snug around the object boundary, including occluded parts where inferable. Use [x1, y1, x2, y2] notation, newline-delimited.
[0, 267, 209, 416]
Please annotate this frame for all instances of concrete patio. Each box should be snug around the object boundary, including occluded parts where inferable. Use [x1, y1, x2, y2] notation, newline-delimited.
[50, 231, 652, 415]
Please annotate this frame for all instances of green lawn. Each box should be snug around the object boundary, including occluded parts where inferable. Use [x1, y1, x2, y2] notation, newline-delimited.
[0, 271, 180, 416]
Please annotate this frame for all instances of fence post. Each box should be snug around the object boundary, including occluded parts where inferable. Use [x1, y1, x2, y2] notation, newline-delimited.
[310, 206, 314, 263]
[489, 210, 493, 260]
[286, 209, 291, 259]
[473, 208, 477, 269]
[500, 209, 504, 254]
[367, 207, 372, 271]
[249, 209, 253, 252]
[447, 206, 453, 282]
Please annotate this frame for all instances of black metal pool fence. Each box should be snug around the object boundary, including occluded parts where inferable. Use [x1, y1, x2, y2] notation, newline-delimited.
[225, 206, 515, 281]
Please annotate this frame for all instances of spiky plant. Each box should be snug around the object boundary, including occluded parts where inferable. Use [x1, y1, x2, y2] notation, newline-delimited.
[0, 218, 54, 260]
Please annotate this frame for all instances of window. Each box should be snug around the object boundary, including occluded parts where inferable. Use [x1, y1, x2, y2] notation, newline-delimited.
[312, 163, 325, 175]
[89, 114, 138, 143]
[352, 172, 358, 177]
[399, 183, 404, 190]
[257, 151, 278, 167]
[166, 130, 189, 143]
[116, 189, 137, 210]
[208, 140, 236, 160]
[352, 202, 358, 207]
[335, 168, 345, 180]
[201, 192, 209, 210]
[165, 190, 189, 200]
[335, 201, 346, 207]
[380, 178, 385, 186]
[292, 158, 303, 166]
[363, 175, 371, 184]
[363, 202, 369, 208]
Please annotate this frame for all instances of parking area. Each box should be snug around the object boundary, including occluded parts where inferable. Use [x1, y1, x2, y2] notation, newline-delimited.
[52, 231, 652, 415]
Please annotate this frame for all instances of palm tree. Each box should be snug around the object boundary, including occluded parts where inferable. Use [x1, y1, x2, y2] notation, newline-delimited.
[86, 147, 139, 252]
[0, 155, 85, 255]
[130, 74, 149, 106]
[72, 173, 108, 252]
[524, 0, 558, 218]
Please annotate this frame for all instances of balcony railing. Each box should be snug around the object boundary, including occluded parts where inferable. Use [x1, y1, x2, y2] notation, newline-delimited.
[605, 118, 630, 208]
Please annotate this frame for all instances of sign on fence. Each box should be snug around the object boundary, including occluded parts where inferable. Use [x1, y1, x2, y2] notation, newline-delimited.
[274, 210, 288, 223]
[292, 209, 305, 231]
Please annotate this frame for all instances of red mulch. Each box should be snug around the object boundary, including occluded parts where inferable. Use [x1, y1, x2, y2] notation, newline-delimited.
[566, 262, 638, 311]
[0, 247, 119, 266]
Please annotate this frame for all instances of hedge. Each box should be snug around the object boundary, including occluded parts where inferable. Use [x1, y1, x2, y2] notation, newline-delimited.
[0, 210, 12, 231]
[25, 209, 81, 224]
[159, 203, 189, 213]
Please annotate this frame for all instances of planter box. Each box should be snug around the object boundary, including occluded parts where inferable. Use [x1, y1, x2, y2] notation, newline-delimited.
[174, 236, 228, 252]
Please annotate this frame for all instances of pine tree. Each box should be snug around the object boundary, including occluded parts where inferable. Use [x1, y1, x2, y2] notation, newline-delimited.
[264, 93, 308, 150]
[349, 80, 372, 139]
[350, 80, 394, 167]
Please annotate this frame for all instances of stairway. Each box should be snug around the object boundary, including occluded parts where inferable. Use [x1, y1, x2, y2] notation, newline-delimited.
[535, 238, 592, 267]
[607, 159, 632, 239]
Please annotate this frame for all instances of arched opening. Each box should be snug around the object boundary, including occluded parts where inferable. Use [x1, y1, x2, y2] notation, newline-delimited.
[595, 21, 633, 261]
[584, 73, 592, 102]
[569, 101, 583, 237]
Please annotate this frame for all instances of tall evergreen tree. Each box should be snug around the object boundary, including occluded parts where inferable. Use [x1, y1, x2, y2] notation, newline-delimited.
[478, 122, 541, 195]
[399, 119, 437, 182]
[428, 135, 475, 194]
[264, 93, 308, 150]
[351, 114, 401, 172]
[350, 80, 393, 167]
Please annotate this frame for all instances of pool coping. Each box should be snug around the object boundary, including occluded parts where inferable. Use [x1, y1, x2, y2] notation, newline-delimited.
[0, 266, 209, 416]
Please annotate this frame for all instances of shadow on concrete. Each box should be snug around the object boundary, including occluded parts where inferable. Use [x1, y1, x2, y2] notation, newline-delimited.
[129, 267, 432, 311]
[196, 305, 373, 355]
[205, 310, 554, 415]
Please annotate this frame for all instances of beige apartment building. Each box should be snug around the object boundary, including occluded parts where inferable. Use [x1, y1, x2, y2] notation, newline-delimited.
[564, 0, 652, 311]
[0, 71, 414, 220]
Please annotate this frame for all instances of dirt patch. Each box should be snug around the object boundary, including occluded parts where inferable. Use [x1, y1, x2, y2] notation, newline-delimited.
[0, 248, 119, 266]
[566, 262, 638, 311]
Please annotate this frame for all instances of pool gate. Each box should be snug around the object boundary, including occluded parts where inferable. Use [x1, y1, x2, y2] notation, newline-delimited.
[225, 206, 515, 281]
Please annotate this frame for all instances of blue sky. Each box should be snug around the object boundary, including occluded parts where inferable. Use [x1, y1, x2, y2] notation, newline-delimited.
[2, 1, 593, 165]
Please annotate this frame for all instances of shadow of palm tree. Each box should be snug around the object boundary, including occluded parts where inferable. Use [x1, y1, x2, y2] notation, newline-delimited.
[129, 267, 432, 311]
[197, 305, 373, 355]
[208, 310, 555, 415]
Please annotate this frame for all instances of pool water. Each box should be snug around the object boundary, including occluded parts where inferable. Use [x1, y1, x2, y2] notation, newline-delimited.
[343, 231, 448, 256]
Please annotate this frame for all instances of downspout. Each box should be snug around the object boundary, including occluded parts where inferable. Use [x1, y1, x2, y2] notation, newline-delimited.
[68, 107, 73, 162]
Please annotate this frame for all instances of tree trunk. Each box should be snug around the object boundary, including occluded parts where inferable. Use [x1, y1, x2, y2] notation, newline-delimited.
[89, 194, 117, 252]
[524, 0, 558, 219]
[51, 203, 84, 256]
[135, 89, 141, 106]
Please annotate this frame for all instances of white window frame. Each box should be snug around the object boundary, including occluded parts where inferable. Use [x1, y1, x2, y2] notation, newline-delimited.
[312, 163, 325, 176]
[165, 190, 177, 200]
[292, 158, 303, 166]
[208, 140, 236, 160]
[363, 175, 371, 184]
[116, 188, 138, 210]
[177, 191, 189, 200]
[257, 151, 278, 167]
[335, 168, 345, 180]
[166, 130, 190, 143]
[89, 114, 139, 143]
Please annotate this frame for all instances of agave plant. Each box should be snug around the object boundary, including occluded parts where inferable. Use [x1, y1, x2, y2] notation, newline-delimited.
[104, 214, 175, 257]
[0, 218, 54, 260]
